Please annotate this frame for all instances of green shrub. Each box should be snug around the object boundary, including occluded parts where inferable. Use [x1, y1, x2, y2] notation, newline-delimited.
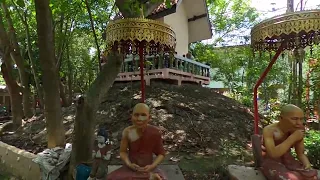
[305, 130, 320, 169]
[240, 96, 252, 107]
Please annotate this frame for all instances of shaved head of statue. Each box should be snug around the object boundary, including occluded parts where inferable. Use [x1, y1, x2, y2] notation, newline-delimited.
[279, 104, 304, 130]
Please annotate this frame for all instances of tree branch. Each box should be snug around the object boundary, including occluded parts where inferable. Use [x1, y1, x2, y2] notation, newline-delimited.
[0, 13, 13, 56]
[84, 0, 102, 72]
[86, 52, 123, 108]
[1, 1, 23, 67]
[69, 52, 123, 177]
[11, 1, 45, 109]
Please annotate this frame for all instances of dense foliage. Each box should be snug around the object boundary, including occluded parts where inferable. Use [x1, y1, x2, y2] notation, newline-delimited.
[305, 130, 320, 168]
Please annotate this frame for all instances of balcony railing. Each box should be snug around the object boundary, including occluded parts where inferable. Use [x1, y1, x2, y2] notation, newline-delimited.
[111, 54, 211, 85]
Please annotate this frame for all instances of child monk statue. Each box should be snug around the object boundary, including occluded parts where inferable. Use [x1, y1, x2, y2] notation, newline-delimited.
[261, 104, 318, 180]
[107, 103, 167, 180]
[88, 128, 112, 180]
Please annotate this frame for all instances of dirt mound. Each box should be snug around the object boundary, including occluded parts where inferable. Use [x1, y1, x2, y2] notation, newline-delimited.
[99, 82, 254, 154]
[0, 82, 255, 154]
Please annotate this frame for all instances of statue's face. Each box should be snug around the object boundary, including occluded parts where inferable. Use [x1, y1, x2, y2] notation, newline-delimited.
[131, 105, 150, 128]
[281, 109, 304, 131]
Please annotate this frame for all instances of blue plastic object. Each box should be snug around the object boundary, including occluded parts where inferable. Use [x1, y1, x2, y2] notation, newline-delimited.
[76, 164, 92, 180]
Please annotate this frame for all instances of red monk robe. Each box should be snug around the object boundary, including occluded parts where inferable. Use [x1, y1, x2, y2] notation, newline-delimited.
[107, 125, 167, 180]
[260, 134, 318, 180]
[260, 104, 318, 180]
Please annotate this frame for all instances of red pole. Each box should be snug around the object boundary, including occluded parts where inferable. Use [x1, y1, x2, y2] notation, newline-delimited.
[139, 43, 145, 103]
[253, 45, 283, 134]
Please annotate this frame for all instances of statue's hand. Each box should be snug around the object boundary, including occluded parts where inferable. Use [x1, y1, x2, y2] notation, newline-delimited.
[128, 163, 142, 171]
[290, 130, 304, 141]
[141, 164, 156, 172]
[304, 164, 312, 170]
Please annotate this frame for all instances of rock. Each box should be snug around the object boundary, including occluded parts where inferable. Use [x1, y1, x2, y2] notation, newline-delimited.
[0, 121, 16, 135]
[227, 165, 266, 180]
[111, 132, 119, 138]
[32, 128, 47, 143]
[228, 165, 320, 180]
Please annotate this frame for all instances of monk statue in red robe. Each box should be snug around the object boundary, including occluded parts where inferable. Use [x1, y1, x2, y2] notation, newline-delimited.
[107, 103, 167, 180]
[261, 104, 318, 180]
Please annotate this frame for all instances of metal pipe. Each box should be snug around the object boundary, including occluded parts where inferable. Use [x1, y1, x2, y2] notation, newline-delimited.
[253, 45, 284, 134]
[139, 43, 145, 103]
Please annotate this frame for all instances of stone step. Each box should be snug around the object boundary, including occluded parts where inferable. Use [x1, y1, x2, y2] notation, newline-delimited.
[228, 165, 266, 180]
[228, 165, 320, 180]
[108, 165, 185, 180]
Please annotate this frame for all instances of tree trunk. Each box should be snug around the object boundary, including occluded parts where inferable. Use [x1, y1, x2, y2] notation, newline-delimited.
[67, 45, 73, 105]
[22, 10, 44, 111]
[69, 52, 123, 178]
[56, 14, 65, 69]
[0, 14, 23, 128]
[60, 80, 69, 107]
[35, 0, 65, 148]
[17, 65, 33, 118]
[313, 100, 318, 119]
[55, 16, 70, 107]
[84, 0, 102, 71]
[1, 62, 23, 128]
[1, 1, 33, 118]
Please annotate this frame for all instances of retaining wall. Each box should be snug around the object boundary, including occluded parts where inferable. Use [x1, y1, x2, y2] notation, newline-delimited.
[0, 141, 40, 180]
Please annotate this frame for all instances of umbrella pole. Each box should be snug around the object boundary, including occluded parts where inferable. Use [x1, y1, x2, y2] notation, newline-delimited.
[253, 45, 283, 134]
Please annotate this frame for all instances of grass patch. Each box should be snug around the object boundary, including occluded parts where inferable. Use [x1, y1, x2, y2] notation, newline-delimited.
[165, 140, 254, 179]
[0, 174, 10, 180]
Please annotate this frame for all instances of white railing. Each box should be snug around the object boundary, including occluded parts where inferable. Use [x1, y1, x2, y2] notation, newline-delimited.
[120, 54, 210, 78]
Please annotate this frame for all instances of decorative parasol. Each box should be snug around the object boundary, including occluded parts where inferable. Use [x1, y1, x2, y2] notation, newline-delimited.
[105, 18, 176, 102]
[250, 10, 320, 134]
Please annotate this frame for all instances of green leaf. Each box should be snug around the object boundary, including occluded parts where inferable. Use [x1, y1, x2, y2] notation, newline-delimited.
[16, 0, 25, 8]
[165, 0, 171, 8]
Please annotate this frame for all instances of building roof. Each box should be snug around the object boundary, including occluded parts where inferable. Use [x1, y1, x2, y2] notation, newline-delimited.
[184, 0, 213, 43]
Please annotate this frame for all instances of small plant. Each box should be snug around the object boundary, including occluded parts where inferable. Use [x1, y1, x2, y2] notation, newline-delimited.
[304, 130, 320, 169]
